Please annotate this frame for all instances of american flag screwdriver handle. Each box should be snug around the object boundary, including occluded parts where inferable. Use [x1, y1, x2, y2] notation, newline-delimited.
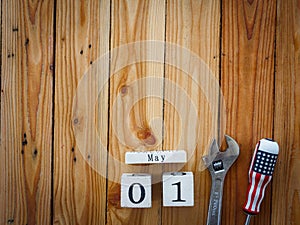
[243, 138, 279, 225]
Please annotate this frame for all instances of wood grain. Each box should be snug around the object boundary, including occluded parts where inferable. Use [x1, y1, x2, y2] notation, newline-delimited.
[0, 0, 54, 224]
[162, 0, 220, 224]
[54, 0, 110, 224]
[272, 0, 300, 224]
[0, 1, 299, 225]
[221, 0, 276, 224]
[107, 0, 165, 224]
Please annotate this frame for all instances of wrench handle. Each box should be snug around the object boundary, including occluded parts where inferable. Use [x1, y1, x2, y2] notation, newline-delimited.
[206, 177, 225, 225]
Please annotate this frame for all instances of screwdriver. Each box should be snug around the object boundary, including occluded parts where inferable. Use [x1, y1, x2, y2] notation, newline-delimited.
[243, 138, 279, 225]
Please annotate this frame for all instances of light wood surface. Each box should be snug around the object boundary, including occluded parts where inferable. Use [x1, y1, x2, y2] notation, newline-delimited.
[162, 1, 220, 224]
[107, 1, 165, 224]
[221, 0, 276, 224]
[0, 0, 299, 224]
[0, 0, 54, 224]
[273, 0, 300, 224]
[54, 0, 110, 224]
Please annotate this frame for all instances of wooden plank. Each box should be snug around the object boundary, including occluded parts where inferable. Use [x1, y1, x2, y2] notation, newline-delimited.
[54, 0, 110, 224]
[0, 0, 54, 224]
[107, 0, 165, 224]
[162, 0, 220, 224]
[221, 0, 276, 224]
[272, 0, 300, 224]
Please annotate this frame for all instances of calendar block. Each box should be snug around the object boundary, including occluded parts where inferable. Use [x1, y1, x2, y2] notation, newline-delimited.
[121, 173, 152, 208]
[125, 150, 187, 164]
[162, 172, 194, 207]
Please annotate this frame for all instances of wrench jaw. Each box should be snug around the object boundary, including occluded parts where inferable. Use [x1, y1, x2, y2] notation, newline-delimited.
[224, 135, 240, 158]
[202, 135, 240, 174]
[222, 135, 240, 172]
[202, 138, 219, 168]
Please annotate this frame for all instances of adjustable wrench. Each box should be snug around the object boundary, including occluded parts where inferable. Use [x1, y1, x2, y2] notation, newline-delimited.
[202, 135, 240, 225]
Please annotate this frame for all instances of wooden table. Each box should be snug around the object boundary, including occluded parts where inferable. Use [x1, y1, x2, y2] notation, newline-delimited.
[0, 0, 299, 224]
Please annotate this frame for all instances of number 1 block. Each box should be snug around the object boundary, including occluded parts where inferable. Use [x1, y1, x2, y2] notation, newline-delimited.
[121, 173, 152, 208]
[162, 172, 194, 207]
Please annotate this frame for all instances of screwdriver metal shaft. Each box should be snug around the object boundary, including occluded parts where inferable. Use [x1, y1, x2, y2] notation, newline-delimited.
[244, 215, 252, 225]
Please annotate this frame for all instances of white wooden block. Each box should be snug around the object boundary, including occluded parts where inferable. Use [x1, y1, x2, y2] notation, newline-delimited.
[121, 173, 152, 208]
[162, 172, 194, 207]
[125, 150, 187, 164]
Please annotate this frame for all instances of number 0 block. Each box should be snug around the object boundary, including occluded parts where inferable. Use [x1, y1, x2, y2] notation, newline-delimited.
[121, 173, 152, 208]
[162, 172, 194, 207]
